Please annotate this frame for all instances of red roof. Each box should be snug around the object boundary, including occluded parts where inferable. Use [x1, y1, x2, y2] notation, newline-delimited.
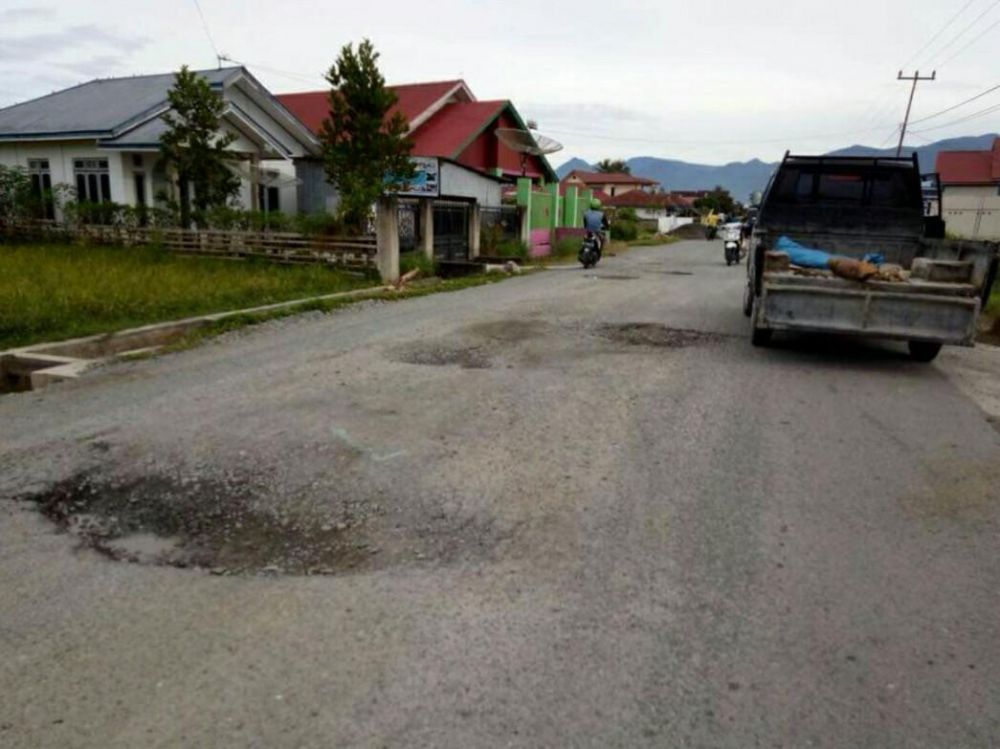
[936, 138, 1000, 185]
[277, 79, 467, 134]
[603, 192, 690, 209]
[563, 170, 658, 186]
[409, 100, 507, 158]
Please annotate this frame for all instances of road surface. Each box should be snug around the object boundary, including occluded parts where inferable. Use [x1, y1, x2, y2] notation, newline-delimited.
[2, 240, 998, 748]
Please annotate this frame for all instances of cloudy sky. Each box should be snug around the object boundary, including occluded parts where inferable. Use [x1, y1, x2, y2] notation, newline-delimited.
[1, 0, 998, 165]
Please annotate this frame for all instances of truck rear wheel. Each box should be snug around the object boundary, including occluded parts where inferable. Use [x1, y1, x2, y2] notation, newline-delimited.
[750, 294, 771, 346]
[751, 326, 772, 347]
[908, 341, 942, 362]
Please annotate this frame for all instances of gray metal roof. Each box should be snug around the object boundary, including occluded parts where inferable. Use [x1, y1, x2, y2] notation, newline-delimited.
[0, 67, 240, 139]
[98, 115, 169, 148]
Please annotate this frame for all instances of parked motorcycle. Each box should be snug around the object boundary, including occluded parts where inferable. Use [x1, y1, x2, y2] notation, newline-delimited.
[579, 231, 602, 268]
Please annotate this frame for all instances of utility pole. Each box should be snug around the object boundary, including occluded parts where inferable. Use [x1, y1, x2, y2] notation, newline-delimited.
[896, 70, 936, 157]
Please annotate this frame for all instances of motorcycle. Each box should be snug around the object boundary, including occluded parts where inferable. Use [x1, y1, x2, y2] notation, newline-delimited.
[720, 222, 743, 266]
[579, 231, 602, 268]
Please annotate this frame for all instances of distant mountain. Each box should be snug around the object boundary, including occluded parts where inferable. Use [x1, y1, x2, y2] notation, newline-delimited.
[553, 134, 998, 202]
[554, 158, 591, 178]
[825, 134, 998, 173]
[626, 157, 776, 203]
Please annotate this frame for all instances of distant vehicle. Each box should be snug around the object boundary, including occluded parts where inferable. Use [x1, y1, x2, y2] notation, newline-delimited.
[745, 152, 998, 361]
[719, 221, 743, 265]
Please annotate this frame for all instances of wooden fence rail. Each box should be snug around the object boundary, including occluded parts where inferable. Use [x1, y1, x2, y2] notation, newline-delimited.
[1, 221, 378, 270]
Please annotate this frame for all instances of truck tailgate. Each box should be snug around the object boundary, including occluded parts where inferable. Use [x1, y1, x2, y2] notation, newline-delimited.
[760, 273, 980, 344]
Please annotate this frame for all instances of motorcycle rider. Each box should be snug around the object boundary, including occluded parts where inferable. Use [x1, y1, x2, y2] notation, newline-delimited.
[583, 207, 606, 251]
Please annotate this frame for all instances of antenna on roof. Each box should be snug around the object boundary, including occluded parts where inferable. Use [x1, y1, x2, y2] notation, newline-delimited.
[495, 127, 563, 177]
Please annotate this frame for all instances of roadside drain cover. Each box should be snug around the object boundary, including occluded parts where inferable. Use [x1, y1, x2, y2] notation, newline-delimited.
[20, 472, 372, 575]
[597, 323, 723, 348]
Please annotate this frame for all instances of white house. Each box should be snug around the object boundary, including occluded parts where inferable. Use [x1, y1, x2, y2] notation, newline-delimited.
[935, 138, 1000, 240]
[0, 66, 319, 220]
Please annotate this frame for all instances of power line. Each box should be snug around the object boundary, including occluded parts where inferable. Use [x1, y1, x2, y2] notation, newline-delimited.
[541, 122, 899, 147]
[928, 0, 1000, 67]
[899, 0, 977, 69]
[910, 100, 1000, 133]
[219, 55, 326, 86]
[937, 15, 1000, 67]
[190, 0, 220, 66]
[909, 81, 1000, 124]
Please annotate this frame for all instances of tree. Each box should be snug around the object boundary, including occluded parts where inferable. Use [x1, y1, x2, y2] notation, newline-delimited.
[158, 66, 241, 227]
[0, 165, 33, 228]
[693, 185, 736, 216]
[595, 158, 630, 174]
[320, 39, 414, 233]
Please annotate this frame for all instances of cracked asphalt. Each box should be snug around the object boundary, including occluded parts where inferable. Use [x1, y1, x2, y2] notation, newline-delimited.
[2, 240, 999, 748]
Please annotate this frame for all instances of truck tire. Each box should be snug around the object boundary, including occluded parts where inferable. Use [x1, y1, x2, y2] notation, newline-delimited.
[908, 341, 942, 362]
[742, 284, 753, 317]
[750, 294, 772, 346]
[751, 326, 773, 347]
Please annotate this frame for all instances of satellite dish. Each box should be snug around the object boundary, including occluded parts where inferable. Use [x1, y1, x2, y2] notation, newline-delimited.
[495, 127, 563, 176]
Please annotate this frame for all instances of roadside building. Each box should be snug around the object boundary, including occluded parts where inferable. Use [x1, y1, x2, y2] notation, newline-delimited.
[560, 170, 658, 198]
[0, 67, 318, 220]
[279, 79, 556, 260]
[935, 137, 1000, 240]
[603, 191, 695, 234]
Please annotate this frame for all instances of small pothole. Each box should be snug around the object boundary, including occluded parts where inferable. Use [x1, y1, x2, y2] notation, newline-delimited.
[597, 323, 724, 348]
[391, 344, 492, 369]
[586, 274, 641, 281]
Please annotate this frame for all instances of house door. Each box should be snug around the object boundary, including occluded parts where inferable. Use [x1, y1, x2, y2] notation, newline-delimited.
[433, 203, 469, 261]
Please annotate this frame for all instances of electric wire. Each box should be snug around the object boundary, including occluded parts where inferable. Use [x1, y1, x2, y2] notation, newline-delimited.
[909, 82, 1000, 125]
[191, 0, 220, 62]
[899, 0, 977, 69]
[936, 15, 1000, 67]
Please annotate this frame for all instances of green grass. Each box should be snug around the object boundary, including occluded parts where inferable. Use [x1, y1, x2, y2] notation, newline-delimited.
[628, 234, 681, 247]
[0, 242, 377, 349]
[987, 287, 1000, 316]
[167, 271, 526, 351]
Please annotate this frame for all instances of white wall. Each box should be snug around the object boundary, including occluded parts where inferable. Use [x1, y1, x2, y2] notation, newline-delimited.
[439, 161, 502, 207]
[942, 184, 1000, 240]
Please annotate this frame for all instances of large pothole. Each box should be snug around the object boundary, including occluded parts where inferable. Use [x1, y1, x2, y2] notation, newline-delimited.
[19, 472, 374, 575]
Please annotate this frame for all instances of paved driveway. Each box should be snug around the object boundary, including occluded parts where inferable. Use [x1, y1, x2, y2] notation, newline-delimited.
[2, 241, 998, 748]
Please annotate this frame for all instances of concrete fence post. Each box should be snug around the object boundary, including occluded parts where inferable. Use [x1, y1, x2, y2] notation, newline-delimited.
[376, 197, 400, 283]
[516, 177, 533, 245]
[468, 202, 482, 259]
[419, 198, 434, 261]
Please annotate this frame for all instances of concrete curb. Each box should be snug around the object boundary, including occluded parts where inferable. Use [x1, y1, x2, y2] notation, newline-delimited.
[1, 284, 389, 392]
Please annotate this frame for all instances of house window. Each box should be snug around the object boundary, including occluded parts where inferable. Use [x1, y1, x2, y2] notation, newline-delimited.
[27, 159, 55, 220]
[257, 184, 280, 214]
[74, 158, 112, 203]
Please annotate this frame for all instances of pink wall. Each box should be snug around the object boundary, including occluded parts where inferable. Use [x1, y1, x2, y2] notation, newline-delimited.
[529, 228, 551, 257]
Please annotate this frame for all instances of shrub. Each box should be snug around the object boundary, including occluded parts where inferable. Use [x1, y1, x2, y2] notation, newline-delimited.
[495, 239, 529, 260]
[553, 237, 579, 258]
[610, 220, 638, 241]
[400, 251, 434, 276]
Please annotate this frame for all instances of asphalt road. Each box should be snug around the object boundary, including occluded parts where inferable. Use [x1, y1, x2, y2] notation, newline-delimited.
[2, 240, 999, 748]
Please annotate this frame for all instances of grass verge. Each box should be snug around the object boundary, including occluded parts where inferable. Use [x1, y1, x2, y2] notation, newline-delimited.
[0, 242, 377, 349]
[628, 234, 682, 247]
[166, 272, 525, 352]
